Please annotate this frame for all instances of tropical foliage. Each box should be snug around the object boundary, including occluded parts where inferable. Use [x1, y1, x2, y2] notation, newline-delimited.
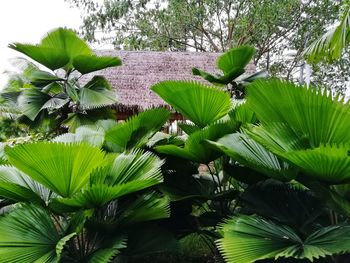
[2, 28, 350, 263]
[1, 28, 121, 133]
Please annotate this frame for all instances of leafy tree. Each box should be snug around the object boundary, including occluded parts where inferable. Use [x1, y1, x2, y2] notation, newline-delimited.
[67, 0, 339, 79]
[1, 28, 121, 133]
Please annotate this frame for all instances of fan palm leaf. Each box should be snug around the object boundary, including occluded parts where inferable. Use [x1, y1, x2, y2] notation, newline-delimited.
[5, 142, 106, 197]
[105, 108, 170, 152]
[217, 215, 350, 263]
[247, 79, 350, 148]
[304, 3, 350, 63]
[192, 46, 256, 85]
[73, 54, 122, 75]
[155, 120, 239, 164]
[151, 81, 231, 128]
[207, 132, 295, 181]
[18, 88, 52, 120]
[0, 204, 74, 263]
[50, 150, 164, 212]
[78, 76, 117, 110]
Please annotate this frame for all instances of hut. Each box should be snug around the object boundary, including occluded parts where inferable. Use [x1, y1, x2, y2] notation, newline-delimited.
[86, 50, 256, 121]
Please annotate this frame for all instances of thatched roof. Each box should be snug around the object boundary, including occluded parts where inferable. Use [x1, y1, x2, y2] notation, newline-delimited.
[84, 50, 255, 115]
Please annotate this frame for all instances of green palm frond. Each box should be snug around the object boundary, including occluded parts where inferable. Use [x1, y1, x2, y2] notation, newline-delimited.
[229, 101, 257, 124]
[50, 150, 164, 212]
[79, 76, 117, 110]
[73, 54, 122, 74]
[5, 142, 105, 197]
[0, 165, 50, 204]
[88, 236, 126, 263]
[0, 204, 73, 263]
[247, 79, 350, 148]
[26, 69, 63, 87]
[155, 120, 239, 164]
[192, 46, 256, 85]
[207, 132, 295, 181]
[285, 144, 350, 184]
[108, 150, 164, 185]
[151, 81, 231, 127]
[217, 215, 350, 263]
[304, 3, 350, 64]
[53, 126, 105, 147]
[105, 108, 170, 152]
[114, 192, 170, 226]
[18, 88, 52, 120]
[8, 44, 69, 71]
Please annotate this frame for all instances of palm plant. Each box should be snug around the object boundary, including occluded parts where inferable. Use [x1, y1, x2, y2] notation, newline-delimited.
[212, 78, 350, 262]
[192, 45, 267, 98]
[0, 142, 170, 262]
[1, 28, 121, 133]
[304, 1, 350, 63]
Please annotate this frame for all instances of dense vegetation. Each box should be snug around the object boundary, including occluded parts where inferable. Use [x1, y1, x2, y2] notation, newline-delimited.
[1, 27, 350, 263]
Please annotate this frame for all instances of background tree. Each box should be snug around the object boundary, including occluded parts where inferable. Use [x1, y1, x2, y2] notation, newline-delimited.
[67, 0, 341, 84]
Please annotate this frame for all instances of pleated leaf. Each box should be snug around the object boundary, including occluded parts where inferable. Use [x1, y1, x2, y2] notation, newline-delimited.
[0, 204, 69, 263]
[5, 142, 106, 197]
[208, 133, 295, 181]
[217, 46, 256, 74]
[151, 81, 231, 127]
[304, 4, 350, 63]
[105, 108, 170, 152]
[79, 76, 117, 110]
[8, 44, 69, 71]
[53, 126, 105, 147]
[18, 88, 52, 120]
[285, 144, 350, 184]
[50, 150, 164, 212]
[217, 215, 350, 263]
[73, 54, 122, 74]
[88, 236, 126, 263]
[156, 121, 239, 164]
[0, 165, 51, 203]
[247, 79, 350, 148]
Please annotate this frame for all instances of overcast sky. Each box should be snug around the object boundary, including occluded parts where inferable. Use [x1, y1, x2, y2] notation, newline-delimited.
[0, 0, 83, 87]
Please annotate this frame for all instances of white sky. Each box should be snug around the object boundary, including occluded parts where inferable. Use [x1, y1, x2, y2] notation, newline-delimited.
[0, 0, 83, 87]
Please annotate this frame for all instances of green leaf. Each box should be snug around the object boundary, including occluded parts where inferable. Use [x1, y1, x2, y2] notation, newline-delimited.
[247, 79, 350, 148]
[156, 120, 239, 163]
[26, 69, 64, 87]
[217, 45, 256, 74]
[217, 215, 350, 263]
[18, 88, 52, 120]
[0, 204, 67, 263]
[304, 4, 350, 63]
[41, 94, 69, 110]
[285, 144, 350, 184]
[6, 142, 106, 197]
[207, 133, 295, 181]
[8, 44, 69, 71]
[50, 150, 164, 212]
[0, 165, 51, 202]
[192, 67, 245, 85]
[9, 28, 92, 71]
[229, 101, 257, 124]
[241, 180, 324, 229]
[53, 126, 105, 147]
[115, 193, 170, 226]
[151, 81, 231, 127]
[79, 76, 117, 110]
[73, 54, 122, 74]
[88, 236, 126, 263]
[105, 108, 170, 152]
